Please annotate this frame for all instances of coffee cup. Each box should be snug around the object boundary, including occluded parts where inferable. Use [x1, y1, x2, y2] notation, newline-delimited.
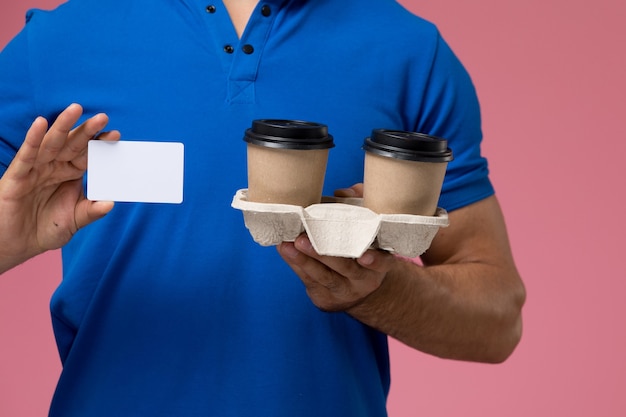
[362, 129, 453, 215]
[244, 119, 334, 207]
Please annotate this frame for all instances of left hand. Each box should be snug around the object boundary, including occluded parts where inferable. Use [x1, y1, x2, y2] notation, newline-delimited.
[277, 182, 396, 311]
[277, 235, 396, 311]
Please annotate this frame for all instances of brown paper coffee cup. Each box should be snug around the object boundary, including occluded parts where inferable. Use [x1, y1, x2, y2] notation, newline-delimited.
[244, 120, 334, 207]
[362, 129, 453, 215]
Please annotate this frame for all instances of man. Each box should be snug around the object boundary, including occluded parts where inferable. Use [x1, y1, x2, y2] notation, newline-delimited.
[0, 0, 525, 415]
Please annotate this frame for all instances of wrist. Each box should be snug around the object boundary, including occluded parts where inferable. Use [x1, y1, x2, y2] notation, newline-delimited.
[346, 257, 417, 327]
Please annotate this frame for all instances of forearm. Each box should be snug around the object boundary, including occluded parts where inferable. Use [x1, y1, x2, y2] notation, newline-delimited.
[278, 196, 526, 362]
[0, 253, 32, 275]
[0, 198, 40, 275]
[0, 223, 41, 275]
[348, 257, 525, 363]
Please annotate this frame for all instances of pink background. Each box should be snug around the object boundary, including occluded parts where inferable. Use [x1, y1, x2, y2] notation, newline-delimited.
[1, 0, 625, 415]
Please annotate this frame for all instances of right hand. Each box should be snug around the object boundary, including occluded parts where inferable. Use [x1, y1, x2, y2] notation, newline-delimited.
[333, 183, 363, 198]
[0, 103, 120, 274]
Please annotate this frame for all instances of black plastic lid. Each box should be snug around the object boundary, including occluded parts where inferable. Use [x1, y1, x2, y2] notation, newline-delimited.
[362, 129, 453, 162]
[244, 119, 335, 150]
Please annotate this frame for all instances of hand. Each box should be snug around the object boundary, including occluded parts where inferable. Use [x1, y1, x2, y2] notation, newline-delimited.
[277, 233, 396, 312]
[333, 183, 363, 198]
[277, 182, 394, 311]
[0, 103, 120, 273]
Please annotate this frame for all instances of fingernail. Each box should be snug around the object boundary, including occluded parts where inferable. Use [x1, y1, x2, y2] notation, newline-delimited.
[295, 236, 313, 252]
[359, 252, 374, 266]
[279, 242, 300, 259]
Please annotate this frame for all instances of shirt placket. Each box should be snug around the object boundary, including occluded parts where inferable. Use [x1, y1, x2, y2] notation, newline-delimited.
[202, 1, 284, 104]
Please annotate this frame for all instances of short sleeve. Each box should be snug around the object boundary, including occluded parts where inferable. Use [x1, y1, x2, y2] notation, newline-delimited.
[415, 31, 494, 211]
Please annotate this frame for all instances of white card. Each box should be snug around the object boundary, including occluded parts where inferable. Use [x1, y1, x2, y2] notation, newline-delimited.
[87, 140, 184, 204]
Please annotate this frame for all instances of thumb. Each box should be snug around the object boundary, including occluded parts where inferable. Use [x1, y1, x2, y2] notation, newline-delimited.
[75, 200, 114, 230]
[334, 183, 364, 198]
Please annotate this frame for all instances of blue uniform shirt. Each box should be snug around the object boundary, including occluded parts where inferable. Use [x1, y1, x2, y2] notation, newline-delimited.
[0, 0, 493, 415]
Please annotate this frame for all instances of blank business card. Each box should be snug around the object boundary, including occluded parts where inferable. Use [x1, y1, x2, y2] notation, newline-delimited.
[87, 140, 184, 204]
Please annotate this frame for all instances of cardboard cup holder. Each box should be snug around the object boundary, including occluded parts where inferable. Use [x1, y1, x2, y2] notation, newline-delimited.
[231, 189, 448, 258]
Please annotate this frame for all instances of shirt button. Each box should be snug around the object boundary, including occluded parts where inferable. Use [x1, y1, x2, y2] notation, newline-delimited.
[206, 5, 216, 13]
[261, 5, 271, 17]
[224, 45, 234, 54]
[242, 44, 254, 54]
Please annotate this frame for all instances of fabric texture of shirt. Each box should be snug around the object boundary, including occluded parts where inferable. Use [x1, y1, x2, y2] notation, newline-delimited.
[0, 0, 494, 415]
